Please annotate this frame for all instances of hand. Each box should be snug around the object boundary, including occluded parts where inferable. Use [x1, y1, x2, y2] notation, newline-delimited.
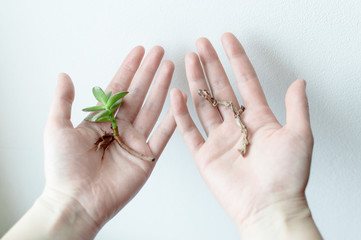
[171, 33, 321, 239]
[42, 46, 175, 236]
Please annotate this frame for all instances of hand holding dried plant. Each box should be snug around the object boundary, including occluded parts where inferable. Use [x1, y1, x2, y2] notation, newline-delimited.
[3, 46, 176, 240]
[170, 33, 322, 240]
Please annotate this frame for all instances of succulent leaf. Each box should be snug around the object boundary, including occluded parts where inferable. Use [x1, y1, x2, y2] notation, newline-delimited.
[82, 105, 106, 112]
[106, 91, 128, 108]
[95, 116, 113, 122]
[105, 91, 112, 101]
[110, 98, 123, 112]
[87, 110, 111, 122]
[92, 87, 108, 105]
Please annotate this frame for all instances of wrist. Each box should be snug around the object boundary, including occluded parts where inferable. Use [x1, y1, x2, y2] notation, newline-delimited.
[3, 187, 99, 240]
[238, 196, 322, 240]
[35, 187, 100, 240]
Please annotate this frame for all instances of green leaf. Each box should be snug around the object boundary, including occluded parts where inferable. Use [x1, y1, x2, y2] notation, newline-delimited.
[105, 91, 112, 101]
[92, 87, 108, 105]
[82, 105, 106, 112]
[86, 110, 111, 122]
[95, 116, 113, 122]
[110, 98, 123, 112]
[106, 91, 128, 108]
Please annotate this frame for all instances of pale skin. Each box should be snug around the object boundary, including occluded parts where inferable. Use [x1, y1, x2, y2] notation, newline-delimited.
[3, 46, 179, 240]
[170, 33, 323, 239]
[3, 33, 322, 240]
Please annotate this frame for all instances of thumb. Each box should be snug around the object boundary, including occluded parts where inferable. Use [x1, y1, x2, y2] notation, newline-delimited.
[47, 73, 75, 128]
[285, 79, 311, 136]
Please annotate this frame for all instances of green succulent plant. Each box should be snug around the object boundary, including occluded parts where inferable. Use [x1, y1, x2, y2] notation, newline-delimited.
[83, 86, 155, 162]
[83, 86, 128, 130]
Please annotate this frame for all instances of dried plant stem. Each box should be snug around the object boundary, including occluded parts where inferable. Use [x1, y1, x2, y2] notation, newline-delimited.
[112, 125, 155, 162]
[198, 89, 249, 156]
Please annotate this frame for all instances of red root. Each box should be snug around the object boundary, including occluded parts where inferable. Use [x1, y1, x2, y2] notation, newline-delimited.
[93, 129, 155, 162]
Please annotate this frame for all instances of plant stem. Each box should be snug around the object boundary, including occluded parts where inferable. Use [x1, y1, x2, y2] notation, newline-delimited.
[111, 119, 155, 162]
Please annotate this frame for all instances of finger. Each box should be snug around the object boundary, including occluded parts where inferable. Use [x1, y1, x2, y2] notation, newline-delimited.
[185, 52, 222, 135]
[148, 92, 186, 159]
[147, 108, 176, 159]
[105, 46, 145, 93]
[133, 60, 174, 138]
[221, 32, 269, 110]
[196, 37, 240, 120]
[285, 79, 312, 135]
[117, 46, 165, 122]
[170, 88, 205, 156]
[47, 73, 74, 128]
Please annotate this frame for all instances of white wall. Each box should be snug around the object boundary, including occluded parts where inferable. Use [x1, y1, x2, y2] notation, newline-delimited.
[1, 0, 360, 239]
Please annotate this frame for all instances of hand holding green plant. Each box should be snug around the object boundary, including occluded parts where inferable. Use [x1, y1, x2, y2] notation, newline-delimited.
[41, 46, 175, 237]
[1, 46, 176, 240]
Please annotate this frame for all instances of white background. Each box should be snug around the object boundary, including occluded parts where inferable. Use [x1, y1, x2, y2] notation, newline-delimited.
[1, 0, 360, 239]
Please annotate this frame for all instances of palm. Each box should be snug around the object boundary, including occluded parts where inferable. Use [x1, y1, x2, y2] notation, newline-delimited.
[45, 123, 151, 224]
[44, 46, 176, 227]
[171, 33, 313, 225]
[199, 119, 311, 222]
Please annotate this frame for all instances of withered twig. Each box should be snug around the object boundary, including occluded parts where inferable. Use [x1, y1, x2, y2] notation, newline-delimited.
[198, 89, 249, 156]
